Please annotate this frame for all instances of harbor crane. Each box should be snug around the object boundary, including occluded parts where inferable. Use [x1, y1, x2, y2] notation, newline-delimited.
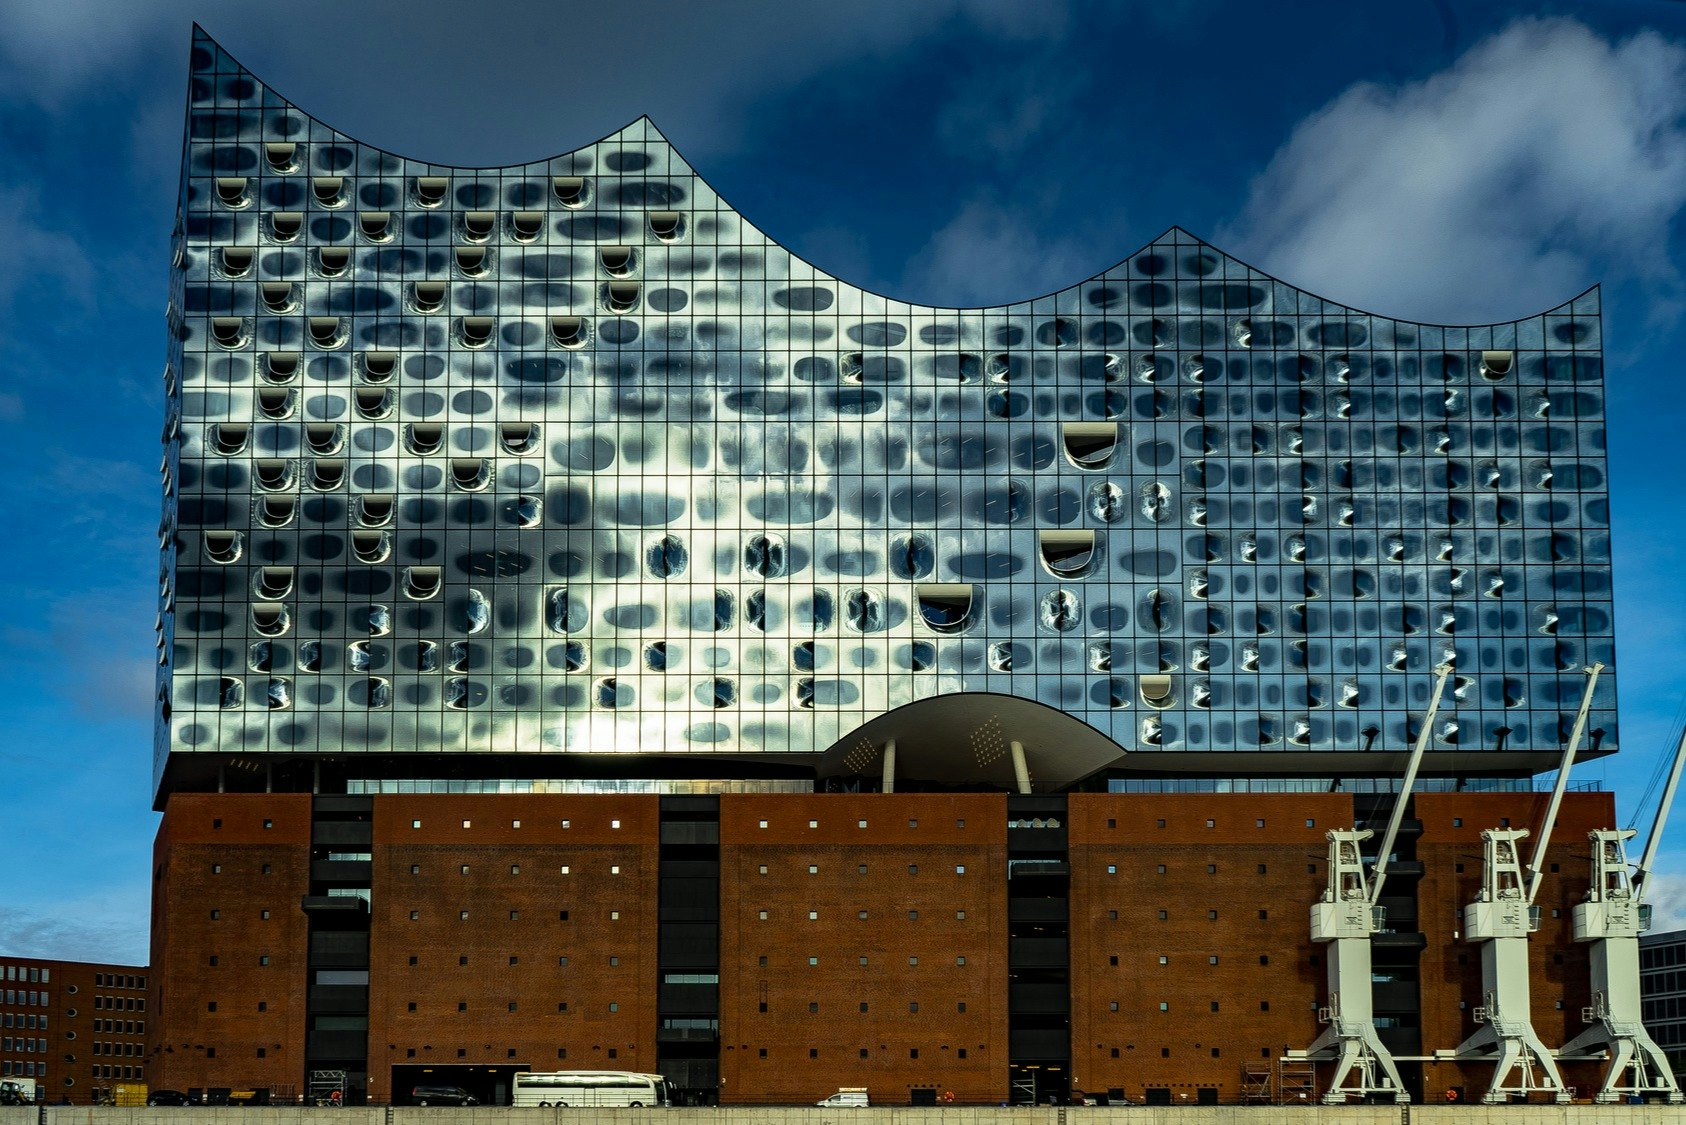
[1300, 663, 1453, 1104]
[1452, 663, 1603, 1104]
[1557, 725, 1686, 1103]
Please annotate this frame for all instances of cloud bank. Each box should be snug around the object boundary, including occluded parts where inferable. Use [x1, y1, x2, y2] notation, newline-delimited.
[1225, 17, 1686, 324]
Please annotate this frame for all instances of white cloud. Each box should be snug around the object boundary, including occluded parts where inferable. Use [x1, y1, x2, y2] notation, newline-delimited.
[1643, 868, 1686, 935]
[0, 881, 152, 965]
[1223, 18, 1686, 324]
[902, 195, 1115, 308]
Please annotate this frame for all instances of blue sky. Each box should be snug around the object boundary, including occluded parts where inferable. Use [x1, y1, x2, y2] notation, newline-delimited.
[5, 0, 1686, 962]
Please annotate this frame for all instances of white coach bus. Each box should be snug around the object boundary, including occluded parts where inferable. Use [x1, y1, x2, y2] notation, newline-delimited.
[511, 1070, 670, 1107]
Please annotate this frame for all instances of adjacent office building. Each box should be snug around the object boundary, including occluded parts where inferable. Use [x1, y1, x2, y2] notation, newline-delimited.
[0, 957, 150, 1104]
[150, 26, 1630, 1106]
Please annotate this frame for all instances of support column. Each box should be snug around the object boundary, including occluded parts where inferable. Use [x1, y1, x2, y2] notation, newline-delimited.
[1010, 740, 1031, 794]
[881, 739, 896, 794]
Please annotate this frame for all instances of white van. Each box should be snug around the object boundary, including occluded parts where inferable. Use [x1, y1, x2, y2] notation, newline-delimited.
[817, 1088, 869, 1107]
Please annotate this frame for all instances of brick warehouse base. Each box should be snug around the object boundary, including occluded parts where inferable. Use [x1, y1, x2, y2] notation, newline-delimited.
[143, 790, 1620, 1107]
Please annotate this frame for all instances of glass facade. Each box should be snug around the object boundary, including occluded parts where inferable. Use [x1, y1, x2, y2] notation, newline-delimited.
[158, 28, 1616, 797]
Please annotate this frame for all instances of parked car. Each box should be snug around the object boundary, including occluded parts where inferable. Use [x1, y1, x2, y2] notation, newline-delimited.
[147, 1090, 196, 1107]
[411, 1085, 477, 1106]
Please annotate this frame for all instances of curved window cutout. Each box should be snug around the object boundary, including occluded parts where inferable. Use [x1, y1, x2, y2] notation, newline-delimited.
[744, 533, 787, 578]
[410, 639, 439, 673]
[360, 677, 392, 709]
[255, 567, 293, 600]
[252, 602, 290, 637]
[1480, 350, 1514, 379]
[646, 534, 688, 579]
[356, 493, 395, 527]
[500, 422, 540, 455]
[1140, 674, 1173, 708]
[547, 587, 587, 634]
[215, 177, 249, 208]
[255, 459, 294, 492]
[1232, 319, 1253, 348]
[444, 677, 471, 710]
[347, 640, 373, 673]
[204, 530, 243, 564]
[988, 642, 1015, 672]
[792, 641, 817, 671]
[414, 176, 449, 208]
[553, 641, 586, 673]
[1063, 423, 1119, 470]
[211, 317, 248, 349]
[309, 317, 346, 349]
[260, 282, 296, 313]
[451, 458, 491, 492]
[269, 212, 303, 243]
[1140, 482, 1172, 523]
[458, 316, 494, 348]
[1041, 317, 1076, 348]
[310, 459, 345, 491]
[311, 176, 345, 207]
[909, 641, 936, 672]
[936, 353, 982, 383]
[316, 246, 350, 278]
[258, 496, 295, 528]
[1039, 530, 1098, 578]
[359, 211, 392, 242]
[713, 589, 735, 632]
[219, 246, 254, 278]
[595, 677, 629, 709]
[306, 423, 345, 456]
[212, 423, 249, 456]
[648, 211, 685, 243]
[553, 176, 591, 207]
[551, 316, 590, 349]
[839, 353, 865, 383]
[1087, 642, 1114, 672]
[1087, 482, 1127, 523]
[403, 566, 441, 600]
[512, 494, 543, 528]
[464, 589, 490, 634]
[360, 351, 397, 383]
[510, 211, 545, 242]
[351, 530, 392, 564]
[745, 590, 768, 631]
[264, 142, 298, 173]
[297, 640, 323, 672]
[412, 281, 446, 313]
[986, 353, 1015, 382]
[702, 677, 735, 709]
[889, 533, 934, 580]
[462, 211, 496, 242]
[845, 588, 885, 633]
[355, 386, 394, 419]
[455, 245, 489, 276]
[248, 641, 273, 673]
[915, 584, 975, 634]
[262, 352, 300, 383]
[445, 639, 468, 672]
[603, 281, 640, 313]
[599, 245, 637, 277]
[1039, 589, 1081, 633]
[795, 677, 816, 709]
[257, 386, 296, 419]
[406, 423, 444, 456]
[218, 677, 244, 708]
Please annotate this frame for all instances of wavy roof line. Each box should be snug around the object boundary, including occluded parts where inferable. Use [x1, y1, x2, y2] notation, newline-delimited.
[188, 23, 1597, 327]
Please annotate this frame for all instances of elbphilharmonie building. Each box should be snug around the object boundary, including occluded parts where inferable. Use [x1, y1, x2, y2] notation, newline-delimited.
[142, 27, 1647, 1111]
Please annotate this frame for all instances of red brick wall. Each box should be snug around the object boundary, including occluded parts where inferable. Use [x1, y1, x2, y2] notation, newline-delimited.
[0, 955, 150, 1104]
[1067, 793, 1350, 1103]
[1415, 790, 1612, 1102]
[717, 794, 1010, 1106]
[146, 792, 312, 1097]
[363, 795, 661, 1104]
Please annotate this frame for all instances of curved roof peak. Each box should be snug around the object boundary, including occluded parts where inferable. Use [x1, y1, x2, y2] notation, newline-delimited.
[185, 24, 1596, 325]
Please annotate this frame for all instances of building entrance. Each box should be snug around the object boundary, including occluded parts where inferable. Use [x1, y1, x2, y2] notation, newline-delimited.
[389, 1064, 528, 1107]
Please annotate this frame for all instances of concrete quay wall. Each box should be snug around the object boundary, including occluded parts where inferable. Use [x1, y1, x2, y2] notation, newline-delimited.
[2, 1106, 1678, 1125]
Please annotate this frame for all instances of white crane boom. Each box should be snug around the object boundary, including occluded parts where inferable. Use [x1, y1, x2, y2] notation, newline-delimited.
[1635, 727, 1686, 893]
[1369, 663, 1452, 907]
[1525, 662, 1603, 905]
